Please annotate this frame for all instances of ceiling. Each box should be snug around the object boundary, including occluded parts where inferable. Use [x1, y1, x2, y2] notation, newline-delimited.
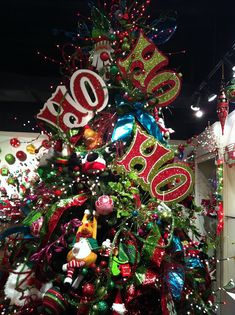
[0, 0, 234, 139]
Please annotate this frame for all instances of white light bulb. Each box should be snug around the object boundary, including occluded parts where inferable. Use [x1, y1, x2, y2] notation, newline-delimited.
[208, 94, 217, 102]
[195, 110, 204, 118]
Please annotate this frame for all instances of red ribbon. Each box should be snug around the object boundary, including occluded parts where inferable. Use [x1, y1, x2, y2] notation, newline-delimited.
[43, 194, 87, 245]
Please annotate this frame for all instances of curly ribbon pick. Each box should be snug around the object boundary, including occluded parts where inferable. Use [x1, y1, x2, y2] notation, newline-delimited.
[0, 226, 33, 241]
[111, 101, 164, 143]
[31, 218, 82, 263]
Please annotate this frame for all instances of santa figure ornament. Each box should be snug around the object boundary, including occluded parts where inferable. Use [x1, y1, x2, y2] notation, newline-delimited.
[111, 290, 127, 315]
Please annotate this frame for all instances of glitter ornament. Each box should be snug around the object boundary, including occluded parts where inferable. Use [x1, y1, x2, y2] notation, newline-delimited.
[26, 144, 36, 154]
[10, 138, 20, 148]
[95, 195, 114, 215]
[96, 301, 109, 313]
[117, 31, 181, 107]
[82, 283, 95, 296]
[0, 167, 9, 176]
[37, 69, 109, 133]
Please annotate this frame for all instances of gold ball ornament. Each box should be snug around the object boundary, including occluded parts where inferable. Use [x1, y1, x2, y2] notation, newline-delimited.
[159, 209, 172, 220]
[26, 144, 36, 154]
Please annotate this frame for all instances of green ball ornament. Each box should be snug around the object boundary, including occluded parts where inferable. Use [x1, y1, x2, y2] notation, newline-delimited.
[92, 305, 98, 311]
[92, 28, 103, 38]
[146, 222, 154, 231]
[96, 286, 107, 297]
[122, 42, 130, 51]
[109, 33, 116, 41]
[81, 267, 88, 276]
[108, 280, 115, 290]
[159, 209, 172, 220]
[7, 177, 16, 185]
[110, 65, 119, 76]
[97, 301, 109, 313]
[5, 153, 15, 165]
[49, 170, 57, 177]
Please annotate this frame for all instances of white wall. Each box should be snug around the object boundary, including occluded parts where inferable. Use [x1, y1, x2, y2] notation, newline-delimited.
[0, 131, 48, 199]
[195, 110, 235, 314]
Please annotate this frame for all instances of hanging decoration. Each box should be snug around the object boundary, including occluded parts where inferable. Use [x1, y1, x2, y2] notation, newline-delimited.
[217, 88, 229, 135]
[217, 64, 229, 135]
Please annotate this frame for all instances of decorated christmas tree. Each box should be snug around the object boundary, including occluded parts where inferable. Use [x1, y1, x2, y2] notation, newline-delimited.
[0, 1, 216, 314]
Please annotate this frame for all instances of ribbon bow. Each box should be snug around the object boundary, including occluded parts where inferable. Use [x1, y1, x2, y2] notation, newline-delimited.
[111, 100, 164, 143]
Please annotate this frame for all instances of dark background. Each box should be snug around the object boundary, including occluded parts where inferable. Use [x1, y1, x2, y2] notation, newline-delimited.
[0, 0, 234, 139]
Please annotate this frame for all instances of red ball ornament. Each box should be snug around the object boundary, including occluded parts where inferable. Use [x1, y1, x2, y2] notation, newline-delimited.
[54, 140, 63, 152]
[42, 139, 51, 149]
[116, 74, 123, 82]
[54, 189, 62, 196]
[82, 283, 95, 296]
[109, 228, 116, 237]
[122, 13, 129, 20]
[178, 144, 184, 152]
[16, 150, 27, 162]
[89, 262, 97, 269]
[10, 138, 20, 148]
[100, 260, 108, 268]
[95, 266, 102, 274]
[100, 52, 110, 62]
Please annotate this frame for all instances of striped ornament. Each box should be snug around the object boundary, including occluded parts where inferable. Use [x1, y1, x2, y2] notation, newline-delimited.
[43, 286, 67, 315]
